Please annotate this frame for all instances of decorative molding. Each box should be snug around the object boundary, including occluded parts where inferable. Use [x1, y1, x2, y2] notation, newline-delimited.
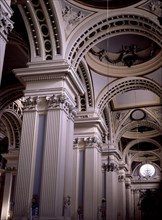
[46, 94, 71, 115]
[63, 195, 71, 208]
[22, 95, 74, 116]
[22, 96, 38, 110]
[0, 2, 14, 42]
[62, 5, 85, 36]
[73, 137, 79, 145]
[68, 107, 76, 121]
[118, 174, 125, 182]
[20, 0, 61, 60]
[97, 77, 162, 114]
[126, 182, 131, 189]
[103, 162, 119, 172]
[68, 13, 162, 70]
[5, 166, 17, 172]
[84, 137, 102, 151]
[90, 44, 156, 67]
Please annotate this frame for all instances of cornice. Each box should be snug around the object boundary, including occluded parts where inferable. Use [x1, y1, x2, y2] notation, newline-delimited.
[75, 112, 108, 134]
[13, 60, 86, 95]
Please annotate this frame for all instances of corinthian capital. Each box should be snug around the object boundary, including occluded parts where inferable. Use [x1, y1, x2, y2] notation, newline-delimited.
[21, 96, 38, 110]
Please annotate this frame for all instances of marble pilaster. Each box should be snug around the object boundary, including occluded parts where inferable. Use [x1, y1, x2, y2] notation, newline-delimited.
[39, 95, 71, 220]
[1, 171, 13, 220]
[105, 158, 119, 220]
[118, 170, 126, 220]
[83, 137, 101, 220]
[13, 99, 39, 219]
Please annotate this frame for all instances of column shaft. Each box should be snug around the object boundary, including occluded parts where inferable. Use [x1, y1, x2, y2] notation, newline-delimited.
[71, 141, 80, 220]
[126, 180, 132, 220]
[1, 172, 13, 220]
[63, 113, 75, 219]
[13, 111, 38, 219]
[83, 144, 100, 220]
[106, 171, 118, 220]
[118, 177, 126, 220]
[39, 109, 68, 219]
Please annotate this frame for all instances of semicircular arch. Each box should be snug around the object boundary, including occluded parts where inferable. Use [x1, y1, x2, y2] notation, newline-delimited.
[96, 77, 162, 113]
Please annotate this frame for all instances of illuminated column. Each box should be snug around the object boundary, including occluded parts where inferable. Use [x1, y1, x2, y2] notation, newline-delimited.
[106, 157, 119, 220]
[63, 109, 76, 220]
[83, 137, 101, 220]
[13, 62, 85, 220]
[118, 168, 126, 220]
[39, 94, 73, 220]
[125, 177, 132, 220]
[1, 149, 18, 220]
[13, 97, 40, 219]
[97, 146, 102, 219]
[134, 189, 141, 220]
[1, 171, 13, 220]
[0, 0, 13, 84]
[72, 138, 80, 219]
[131, 189, 135, 220]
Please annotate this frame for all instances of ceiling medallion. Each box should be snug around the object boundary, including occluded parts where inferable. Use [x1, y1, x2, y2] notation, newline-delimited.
[130, 109, 146, 121]
[90, 44, 155, 67]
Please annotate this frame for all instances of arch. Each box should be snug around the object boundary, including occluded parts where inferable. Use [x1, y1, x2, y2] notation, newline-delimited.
[132, 161, 161, 176]
[77, 58, 95, 111]
[123, 139, 162, 160]
[0, 85, 24, 112]
[18, 0, 62, 62]
[115, 120, 162, 143]
[131, 152, 161, 164]
[66, 12, 162, 70]
[0, 110, 22, 149]
[96, 77, 162, 113]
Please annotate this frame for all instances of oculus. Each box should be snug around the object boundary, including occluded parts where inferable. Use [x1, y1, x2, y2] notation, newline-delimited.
[130, 109, 146, 121]
[140, 163, 155, 177]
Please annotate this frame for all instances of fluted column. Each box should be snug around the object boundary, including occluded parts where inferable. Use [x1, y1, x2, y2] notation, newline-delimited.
[134, 189, 141, 220]
[1, 170, 13, 220]
[105, 157, 119, 220]
[125, 177, 132, 220]
[118, 169, 126, 220]
[39, 95, 72, 220]
[71, 138, 84, 220]
[1, 148, 19, 220]
[63, 109, 76, 220]
[0, 0, 13, 84]
[83, 137, 101, 220]
[13, 97, 39, 219]
[97, 148, 102, 220]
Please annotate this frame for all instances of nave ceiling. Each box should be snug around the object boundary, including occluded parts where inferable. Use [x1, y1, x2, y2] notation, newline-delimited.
[0, 0, 162, 173]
